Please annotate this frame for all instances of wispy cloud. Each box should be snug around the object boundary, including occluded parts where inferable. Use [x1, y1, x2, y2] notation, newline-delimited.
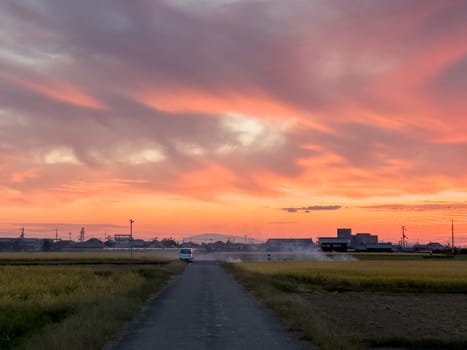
[268, 221, 296, 224]
[281, 205, 342, 213]
[362, 203, 467, 212]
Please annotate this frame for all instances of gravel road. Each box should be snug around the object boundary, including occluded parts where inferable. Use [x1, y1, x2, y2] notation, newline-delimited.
[109, 261, 314, 350]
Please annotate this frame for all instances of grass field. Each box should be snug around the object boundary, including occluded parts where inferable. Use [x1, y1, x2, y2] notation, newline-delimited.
[226, 257, 467, 350]
[351, 252, 467, 261]
[0, 250, 178, 265]
[238, 260, 467, 293]
[0, 252, 183, 349]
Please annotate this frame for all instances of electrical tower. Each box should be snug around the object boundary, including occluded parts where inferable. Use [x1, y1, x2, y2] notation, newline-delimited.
[401, 226, 408, 249]
[80, 227, 85, 242]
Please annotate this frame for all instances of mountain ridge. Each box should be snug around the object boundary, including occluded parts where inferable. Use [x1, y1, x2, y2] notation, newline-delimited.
[182, 233, 261, 243]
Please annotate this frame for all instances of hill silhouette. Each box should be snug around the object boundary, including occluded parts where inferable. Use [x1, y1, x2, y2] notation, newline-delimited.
[182, 233, 261, 244]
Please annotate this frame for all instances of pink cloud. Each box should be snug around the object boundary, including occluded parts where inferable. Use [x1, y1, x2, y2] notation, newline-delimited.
[1, 0, 467, 240]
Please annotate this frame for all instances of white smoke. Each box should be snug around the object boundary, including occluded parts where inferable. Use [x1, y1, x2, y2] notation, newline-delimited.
[225, 257, 243, 263]
[329, 252, 357, 261]
[193, 247, 357, 263]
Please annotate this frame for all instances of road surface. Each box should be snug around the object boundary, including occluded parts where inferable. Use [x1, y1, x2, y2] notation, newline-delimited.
[109, 261, 313, 350]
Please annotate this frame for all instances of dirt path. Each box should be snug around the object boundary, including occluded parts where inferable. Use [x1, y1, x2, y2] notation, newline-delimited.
[108, 261, 313, 350]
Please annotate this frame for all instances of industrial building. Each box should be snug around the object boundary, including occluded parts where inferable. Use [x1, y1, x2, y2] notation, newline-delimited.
[318, 228, 393, 252]
[317, 237, 350, 252]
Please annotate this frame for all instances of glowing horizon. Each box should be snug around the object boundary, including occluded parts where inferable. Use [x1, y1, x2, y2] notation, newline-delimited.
[1, 1, 467, 245]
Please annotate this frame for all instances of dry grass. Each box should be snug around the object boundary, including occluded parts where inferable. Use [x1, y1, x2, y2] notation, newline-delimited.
[0, 266, 142, 305]
[226, 259, 467, 350]
[0, 250, 178, 265]
[0, 260, 185, 350]
[238, 260, 467, 293]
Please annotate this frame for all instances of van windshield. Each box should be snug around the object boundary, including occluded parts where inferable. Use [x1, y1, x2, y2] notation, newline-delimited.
[180, 249, 192, 254]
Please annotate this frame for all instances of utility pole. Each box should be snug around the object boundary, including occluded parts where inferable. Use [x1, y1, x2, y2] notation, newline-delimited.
[55, 228, 59, 242]
[20, 227, 24, 239]
[129, 219, 134, 259]
[452, 220, 455, 255]
[130, 219, 134, 239]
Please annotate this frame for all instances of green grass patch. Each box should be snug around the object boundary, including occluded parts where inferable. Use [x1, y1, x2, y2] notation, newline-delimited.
[0, 306, 71, 349]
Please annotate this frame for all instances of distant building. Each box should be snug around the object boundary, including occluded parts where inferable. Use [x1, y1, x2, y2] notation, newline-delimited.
[71, 238, 104, 250]
[179, 242, 200, 249]
[317, 229, 381, 252]
[131, 239, 146, 248]
[18, 238, 43, 251]
[426, 242, 445, 251]
[337, 228, 352, 240]
[413, 242, 445, 253]
[53, 240, 74, 251]
[318, 237, 350, 252]
[352, 233, 378, 250]
[265, 238, 315, 251]
[0, 237, 50, 252]
[114, 234, 132, 242]
[145, 240, 163, 248]
[0, 238, 17, 251]
[110, 234, 134, 248]
[365, 243, 393, 252]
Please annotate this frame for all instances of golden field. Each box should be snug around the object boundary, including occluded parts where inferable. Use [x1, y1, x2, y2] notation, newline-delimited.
[227, 257, 467, 350]
[0, 252, 183, 350]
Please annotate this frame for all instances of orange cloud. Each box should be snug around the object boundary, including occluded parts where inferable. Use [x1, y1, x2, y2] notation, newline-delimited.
[173, 163, 237, 200]
[132, 88, 332, 133]
[2, 0, 467, 245]
[1, 71, 107, 110]
[10, 168, 40, 183]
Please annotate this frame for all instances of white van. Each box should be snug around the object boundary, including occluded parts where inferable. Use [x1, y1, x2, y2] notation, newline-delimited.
[179, 248, 194, 262]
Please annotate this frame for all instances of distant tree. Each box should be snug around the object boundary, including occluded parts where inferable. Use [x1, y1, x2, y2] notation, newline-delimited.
[161, 238, 178, 248]
[104, 239, 114, 247]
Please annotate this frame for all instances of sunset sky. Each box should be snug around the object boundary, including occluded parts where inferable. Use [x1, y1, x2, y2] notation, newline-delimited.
[1, 0, 467, 244]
